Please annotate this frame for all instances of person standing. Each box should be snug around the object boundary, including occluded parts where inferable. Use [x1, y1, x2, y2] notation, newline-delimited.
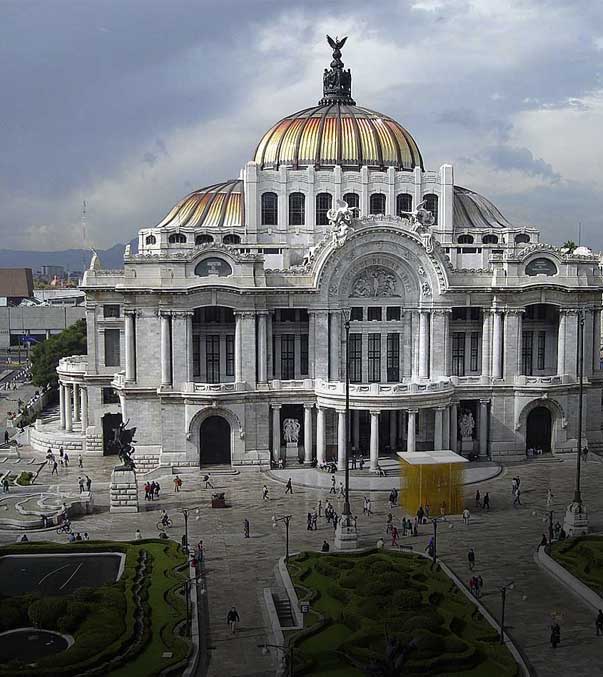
[329, 476, 336, 494]
[2, 477, 8, 493]
[64, 452, 69, 467]
[285, 478, 293, 495]
[262, 485, 269, 501]
[317, 499, 323, 517]
[550, 622, 561, 648]
[513, 487, 522, 507]
[78, 476, 84, 493]
[366, 497, 372, 516]
[475, 489, 481, 508]
[86, 475, 92, 492]
[243, 519, 250, 538]
[227, 607, 240, 634]
[482, 493, 490, 510]
[463, 508, 471, 525]
[546, 488, 553, 509]
[4, 430, 8, 444]
[468, 547, 476, 571]
[174, 476, 182, 492]
[78, 455, 83, 468]
[391, 526, 399, 547]
[596, 609, 603, 636]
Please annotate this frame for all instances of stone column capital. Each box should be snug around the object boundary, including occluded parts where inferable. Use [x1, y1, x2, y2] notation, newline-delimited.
[560, 307, 580, 316]
[479, 398, 491, 406]
[157, 309, 172, 318]
[434, 406, 446, 412]
[369, 409, 381, 417]
[504, 307, 525, 316]
[406, 408, 419, 415]
[234, 310, 256, 319]
[431, 308, 452, 316]
[303, 402, 315, 410]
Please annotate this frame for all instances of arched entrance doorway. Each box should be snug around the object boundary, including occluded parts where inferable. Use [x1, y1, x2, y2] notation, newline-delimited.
[199, 416, 231, 465]
[526, 406, 552, 454]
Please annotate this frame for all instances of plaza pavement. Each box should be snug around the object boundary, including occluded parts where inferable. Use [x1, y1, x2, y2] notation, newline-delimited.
[2, 445, 603, 676]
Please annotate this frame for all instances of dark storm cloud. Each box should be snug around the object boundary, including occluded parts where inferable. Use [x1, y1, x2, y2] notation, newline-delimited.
[2, 0, 603, 249]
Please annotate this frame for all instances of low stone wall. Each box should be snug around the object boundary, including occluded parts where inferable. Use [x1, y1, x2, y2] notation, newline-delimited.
[30, 424, 84, 454]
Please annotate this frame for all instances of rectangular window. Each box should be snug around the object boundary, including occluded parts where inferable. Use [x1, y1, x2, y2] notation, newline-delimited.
[367, 307, 382, 321]
[102, 387, 120, 404]
[349, 333, 362, 383]
[280, 309, 296, 322]
[386, 307, 401, 321]
[368, 333, 381, 382]
[451, 332, 465, 376]
[193, 336, 200, 378]
[104, 328, 121, 367]
[103, 304, 120, 318]
[281, 334, 295, 379]
[386, 333, 400, 382]
[206, 335, 220, 383]
[470, 332, 479, 372]
[225, 335, 235, 376]
[537, 331, 546, 370]
[350, 307, 363, 321]
[300, 335, 309, 375]
[522, 331, 534, 375]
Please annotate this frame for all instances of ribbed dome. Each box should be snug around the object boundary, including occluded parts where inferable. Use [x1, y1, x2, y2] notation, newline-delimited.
[254, 104, 423, 171]
[155, 179, 244, 229]
[453, 186, 512, 229]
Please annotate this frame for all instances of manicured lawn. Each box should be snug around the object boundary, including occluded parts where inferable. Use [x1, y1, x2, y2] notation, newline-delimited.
[0, 540, 190, 676]
[551, 536, 603, 597]
[287, 551, 519, 676]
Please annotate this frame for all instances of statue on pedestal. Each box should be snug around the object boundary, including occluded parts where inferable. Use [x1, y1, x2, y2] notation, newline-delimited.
[107, 419, 137, 469]
[459, 412, 475, 439]
[283, 418, 301, 444]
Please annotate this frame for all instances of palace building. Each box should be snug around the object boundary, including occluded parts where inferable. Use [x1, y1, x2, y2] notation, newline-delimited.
[33, 38, 603, 470]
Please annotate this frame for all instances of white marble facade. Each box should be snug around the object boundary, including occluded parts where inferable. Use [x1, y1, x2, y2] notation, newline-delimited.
[43, 43, 603, 469]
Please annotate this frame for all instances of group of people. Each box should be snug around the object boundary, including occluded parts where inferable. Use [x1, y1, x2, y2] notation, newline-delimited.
[144, 481, 161, 500]
[68, 531, 89, 542]
[78, 475, 92, 493]
[468, 574, 483, 598]
[474, 490, 491, 510]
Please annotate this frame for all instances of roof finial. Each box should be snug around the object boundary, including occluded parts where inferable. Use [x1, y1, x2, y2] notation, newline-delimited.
[319, 35, 356, 105]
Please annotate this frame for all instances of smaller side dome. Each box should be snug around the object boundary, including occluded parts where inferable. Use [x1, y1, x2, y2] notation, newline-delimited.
[453, 186, 512, 229]
[155, 179, 244, 230]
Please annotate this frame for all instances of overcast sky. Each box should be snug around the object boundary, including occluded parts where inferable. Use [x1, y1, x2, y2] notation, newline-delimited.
[2, 0, 603, 250]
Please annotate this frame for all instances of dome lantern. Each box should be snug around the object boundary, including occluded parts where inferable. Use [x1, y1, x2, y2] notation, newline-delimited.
[319, 35, 356, 106]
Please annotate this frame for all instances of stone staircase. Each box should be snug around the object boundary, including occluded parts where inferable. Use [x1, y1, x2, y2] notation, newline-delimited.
[134, 455, 161, 475]
[272, 593, 295, 628]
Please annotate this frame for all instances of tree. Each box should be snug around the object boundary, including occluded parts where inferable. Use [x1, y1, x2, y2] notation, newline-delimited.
[30, 318, 87, 387]
[562, 240, 577, 253]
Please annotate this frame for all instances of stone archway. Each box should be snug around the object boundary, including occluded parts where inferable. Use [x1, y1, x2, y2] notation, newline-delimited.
[199, 415, 231, 465]
[526, 406, 552, 453]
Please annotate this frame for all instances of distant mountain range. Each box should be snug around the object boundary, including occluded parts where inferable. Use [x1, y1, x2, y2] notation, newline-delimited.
[0, 238, 138, 272]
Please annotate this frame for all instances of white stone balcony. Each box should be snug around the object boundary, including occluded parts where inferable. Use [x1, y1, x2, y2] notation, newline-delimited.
[315, 378, 454, 397]
[58, 355, 88, 375]
[183, 381, 245, 394]
[514, 374, 574, 387]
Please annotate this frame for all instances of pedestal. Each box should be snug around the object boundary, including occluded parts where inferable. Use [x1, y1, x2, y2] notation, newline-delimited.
[110, 466, 139, 513]
[461, 436, 473, 453]
[563, 502, 589, 537]
[334, 518, 359, 550]
[286, 442, 299, 462]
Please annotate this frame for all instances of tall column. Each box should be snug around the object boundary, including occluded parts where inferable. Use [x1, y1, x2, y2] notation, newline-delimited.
[160, 313, 171, 386]
[430, 310, 448, 378]
[80, 387, 88, 432]
[272, 405, 281, 461]
[337, 409, 346, 470]
[434, 407, 444, 450]
[593, 307, 602, 372]
[450, 402, 458, 452]
[369, 410, 380, 471]
[59, 383, 65, 430]
[564, 309, 579, 376]
[418, 311, 430, 379]
[584, 309, 594, 377]
[479, 399, 489, 457]
[65, 384, 73, 433]
[492, 310, 503, 379]
[73, 383, 80, 421]
[503, 310, 523, 380]
[312, 311, 329, 381]
[125, 310, 136, 381]
[304, 404, 313, 464]
[443, 406, 450, 449]
[258, 312, 268, 382]
[353, 410, 360, 452]
[329, 311, 341, 381]
[481, 310, 491, 378]
[308, 311, 315, 378]
[557, 310, 566, 376]
[186, 312, 194, 382]
[234, 313, 243, 382]
[316, 407, 326, 465]
[389, 410, 397, 449]
[407, 409, 418, 453]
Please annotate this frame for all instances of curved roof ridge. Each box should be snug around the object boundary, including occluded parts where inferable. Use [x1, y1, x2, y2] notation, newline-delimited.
[453, 185, 513, 230]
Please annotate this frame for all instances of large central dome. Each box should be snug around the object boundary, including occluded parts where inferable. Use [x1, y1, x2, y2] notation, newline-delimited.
[254, 36, 423, 172]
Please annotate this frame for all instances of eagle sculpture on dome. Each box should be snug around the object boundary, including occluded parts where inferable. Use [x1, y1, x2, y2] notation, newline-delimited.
[327, 35, 347, 52]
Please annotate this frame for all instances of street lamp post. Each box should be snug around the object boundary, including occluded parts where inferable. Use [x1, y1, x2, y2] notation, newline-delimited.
[564, 309, 589, 536]
[499, 581, 514, 645]
[272, 514, 292, 562]
[343, 308, 351, 519]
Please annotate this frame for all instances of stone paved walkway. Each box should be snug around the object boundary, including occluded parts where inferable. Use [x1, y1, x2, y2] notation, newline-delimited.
[2, 447, 603, 676]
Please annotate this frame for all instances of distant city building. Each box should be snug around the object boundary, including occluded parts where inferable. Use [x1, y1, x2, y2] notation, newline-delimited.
[40, 265, 65, 280]
[0, 268, 34, 306]
[34, 39, 603, 468]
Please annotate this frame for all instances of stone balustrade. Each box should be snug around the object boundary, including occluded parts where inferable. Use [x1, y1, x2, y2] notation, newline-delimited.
[57, 355, 88, 374]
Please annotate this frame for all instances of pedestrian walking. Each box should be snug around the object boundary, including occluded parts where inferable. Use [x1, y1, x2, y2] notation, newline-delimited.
[78, 455, 83, 468]
[243, 518, 250, 538]
[227, 607, 240, 634]
[154, 481, 160, 499]
[4, 430, 8, 444]
[513, 487, 522, 506]
[546, 488, 553, 509]
[262, 485, 269, 501]
[468, 547, 476, 570]
[174, 475, 182, 492]
[463, 508, 471, 525]
[386, 512, 393, 534]
[475, 489, 481, 508]
[338, 481, 345, 497]
[366, 497, 372, 516]
[582, 446, 589, 463]
[311, 510, 318, 530]
[203, 473, 214, 489]
[417, 505, 425, 523]
[329, 476, 336, 494]
[78, 476, 84, 493]
[424, 501, 431, 519]
[317, 499, 323, 517]
[482, 493, 490, 510]
[59, 447, 64, 462]
[550, 622, 561, 648]
[391, 526, 399, 547]
[596, 609, 603, 636]
[359, 456, 365, 470]
[351, 454, 357, 469]
[307, 512, 313, 530]
[285, 478, 293, 494]
[539, 533, 548, 550]
[85, 475, 91, 492]
[64, 453, 69, 467]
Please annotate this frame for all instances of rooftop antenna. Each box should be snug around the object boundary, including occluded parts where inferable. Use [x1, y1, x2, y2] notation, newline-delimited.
[578, 221, 582, 246]
[81, 200, 88, 282]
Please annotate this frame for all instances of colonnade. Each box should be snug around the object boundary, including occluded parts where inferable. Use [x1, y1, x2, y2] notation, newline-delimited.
[271, 400, 490, 471]
[58, 382, 88, 432]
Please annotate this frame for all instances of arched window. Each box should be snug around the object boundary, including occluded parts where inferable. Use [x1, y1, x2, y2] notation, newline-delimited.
[396, 193, 412, 216]
[515, 233, 530, 244]
[316, 192, 333, 225]
[482, 234, 499, 245]
[261, 192, 278, 226]
[195, 234, 214, 246]
[145, 234, 156, 245]
[457, 234, 474, 245]
[343, 192, 359, 211]
[423, 193, 438, 224]
[370, 193, 386, 215]
[289, 192, 305, 226]
[168, 233, 187, 244]
[223, 233, 241, 245]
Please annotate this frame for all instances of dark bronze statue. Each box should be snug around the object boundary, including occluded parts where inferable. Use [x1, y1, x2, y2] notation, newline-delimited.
[108, 419, 137, 469]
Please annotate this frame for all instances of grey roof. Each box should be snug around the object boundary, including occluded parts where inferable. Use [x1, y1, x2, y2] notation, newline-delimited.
[453, 186, 512, 229]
